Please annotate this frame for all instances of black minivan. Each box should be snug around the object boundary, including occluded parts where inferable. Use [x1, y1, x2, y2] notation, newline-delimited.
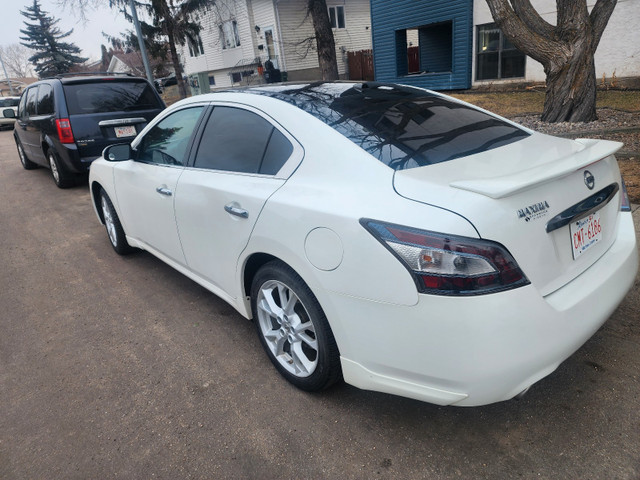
[14, 74, 165, 188]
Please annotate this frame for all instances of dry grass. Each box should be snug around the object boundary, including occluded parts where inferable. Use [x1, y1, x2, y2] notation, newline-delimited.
[450, 90, 640, 117]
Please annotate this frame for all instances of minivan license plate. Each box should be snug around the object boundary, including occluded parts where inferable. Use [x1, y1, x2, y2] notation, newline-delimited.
[570, 212, 602, 259]
[115, 125, 136, 138]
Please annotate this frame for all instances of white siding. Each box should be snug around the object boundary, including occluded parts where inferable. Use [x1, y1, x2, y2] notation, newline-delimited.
[473, 0, 640, 84]
[276, 0, 372, 75]
[181, 0, 256, 85]
[180, 0, 373, 83]
[252, 0, 283, 68]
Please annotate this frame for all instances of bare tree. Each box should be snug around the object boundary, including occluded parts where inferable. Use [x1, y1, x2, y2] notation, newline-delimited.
[307, 0, 338, 80]
[485, 0, 617, 123]
[0, 44, 36, 78]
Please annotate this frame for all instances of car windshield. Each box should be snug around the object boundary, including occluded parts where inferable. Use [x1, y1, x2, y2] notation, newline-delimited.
[63, 80, 161, 115]
[0, 98, 19, 107]
[247, 83, 530, 170]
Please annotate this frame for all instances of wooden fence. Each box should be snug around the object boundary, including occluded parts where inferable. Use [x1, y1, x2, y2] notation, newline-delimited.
[347, 49, 374, 81]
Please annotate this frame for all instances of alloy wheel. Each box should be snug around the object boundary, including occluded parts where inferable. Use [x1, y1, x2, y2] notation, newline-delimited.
[256, 280, 319, 377]
[101, 196, 118, 247]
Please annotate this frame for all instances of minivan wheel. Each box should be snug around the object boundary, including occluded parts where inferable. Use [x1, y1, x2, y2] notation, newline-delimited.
[100, 189, 135, 255]
[16, 140, 37, 170]
[251, 261, 342, 392]
[48, 150, 75, 188]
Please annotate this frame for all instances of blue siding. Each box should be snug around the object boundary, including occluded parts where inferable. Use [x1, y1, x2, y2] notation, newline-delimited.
[371, 0, 473, 90]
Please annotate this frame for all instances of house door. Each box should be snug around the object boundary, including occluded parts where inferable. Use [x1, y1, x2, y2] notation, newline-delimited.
[264, 27, 278, 69]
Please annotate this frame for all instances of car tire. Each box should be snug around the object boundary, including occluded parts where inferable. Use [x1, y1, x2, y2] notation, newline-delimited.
[47, 150, 75, 188]
[251, 261, 342, 391]
[16, 140, 37, 170]
[100, 189, 135, 255]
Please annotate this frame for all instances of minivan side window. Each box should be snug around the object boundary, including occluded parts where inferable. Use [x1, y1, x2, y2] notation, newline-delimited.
[25, 88, 38, 117]
[36, 84, 54, 115]
[18, 92, 28, 120]
[194, 106, 293, 175]
[136, 107, 204, 166]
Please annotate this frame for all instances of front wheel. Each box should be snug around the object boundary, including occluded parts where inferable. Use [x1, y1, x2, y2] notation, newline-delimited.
[16, 140, 37, 170]
[251, 261, 341, 391]
[100, 189, 135, 255]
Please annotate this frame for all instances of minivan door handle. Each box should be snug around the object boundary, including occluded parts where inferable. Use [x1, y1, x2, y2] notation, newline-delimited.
[224, 204, 249, 219]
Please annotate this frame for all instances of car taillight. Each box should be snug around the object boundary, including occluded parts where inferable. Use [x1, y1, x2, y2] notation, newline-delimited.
[56, 118, 74, 144]
[620, 176, 631, 212]
[361, 219, 530, 296]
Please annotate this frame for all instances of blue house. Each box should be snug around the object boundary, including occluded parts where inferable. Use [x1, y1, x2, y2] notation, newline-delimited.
[370, 0, 473, 90]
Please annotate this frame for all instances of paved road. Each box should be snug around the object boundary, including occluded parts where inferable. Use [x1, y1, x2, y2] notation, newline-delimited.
[1, 129, 639, 479]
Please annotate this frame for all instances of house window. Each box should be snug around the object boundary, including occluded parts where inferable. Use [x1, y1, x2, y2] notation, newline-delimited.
[208, 74, 215, 86]
[188, 34, 205, 57]
[396, 22, 452, 76]
[328, 6, 345, 29]
[220, 20, 241, 49]
[476, 23, 525, 80]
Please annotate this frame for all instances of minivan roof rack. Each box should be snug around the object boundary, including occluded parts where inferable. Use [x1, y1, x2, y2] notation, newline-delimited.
[52, 72, 136, 78]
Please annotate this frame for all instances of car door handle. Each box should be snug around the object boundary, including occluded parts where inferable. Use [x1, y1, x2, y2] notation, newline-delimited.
[224, 204, 249, 219]
[156, 187, 173, 196]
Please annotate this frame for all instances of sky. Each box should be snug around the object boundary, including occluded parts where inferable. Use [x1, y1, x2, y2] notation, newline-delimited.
[0, 0, 134, 62]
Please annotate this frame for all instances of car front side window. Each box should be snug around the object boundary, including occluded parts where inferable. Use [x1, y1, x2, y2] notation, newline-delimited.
[136, 106, 204, 166]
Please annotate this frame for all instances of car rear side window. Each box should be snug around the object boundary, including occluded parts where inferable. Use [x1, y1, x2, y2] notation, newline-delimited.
[63, 81, 161, 114]
[194, 106, 292, 175]
[36, 84, 54, 115]
[25, 88, 38, 116]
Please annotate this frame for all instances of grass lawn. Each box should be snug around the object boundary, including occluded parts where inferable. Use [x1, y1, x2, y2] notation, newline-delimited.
[450, 90, 640, 117]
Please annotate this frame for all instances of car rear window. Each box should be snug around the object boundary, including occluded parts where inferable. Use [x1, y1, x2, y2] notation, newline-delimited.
[63, 80, 161, 115]
[249, 83, 529, 171]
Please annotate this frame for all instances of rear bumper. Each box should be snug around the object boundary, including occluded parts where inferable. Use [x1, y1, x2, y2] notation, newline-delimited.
[55, 143, 99, 173]
[331, 213, 638, 406]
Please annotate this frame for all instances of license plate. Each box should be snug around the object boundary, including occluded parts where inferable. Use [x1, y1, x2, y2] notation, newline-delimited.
[570, 212, 602, 259]
[114, 125, 137, 138]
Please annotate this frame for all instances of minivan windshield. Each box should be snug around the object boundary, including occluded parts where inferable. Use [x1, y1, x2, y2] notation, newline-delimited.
[63, 80, 161, 115]
[247, 83, 530, 171]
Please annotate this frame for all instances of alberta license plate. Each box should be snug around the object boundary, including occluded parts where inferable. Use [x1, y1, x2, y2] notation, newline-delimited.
[115, 125, 136, 138]
[570, 212, 602, 259]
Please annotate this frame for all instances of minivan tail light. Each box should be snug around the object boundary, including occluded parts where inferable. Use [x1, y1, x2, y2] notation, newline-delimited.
[56, 118, 74, 144]
[361, 219, 530, 296]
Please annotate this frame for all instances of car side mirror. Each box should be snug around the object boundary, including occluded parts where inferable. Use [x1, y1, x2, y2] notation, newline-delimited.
[3, 108, 15, 118]
[103, 143, 133, 162]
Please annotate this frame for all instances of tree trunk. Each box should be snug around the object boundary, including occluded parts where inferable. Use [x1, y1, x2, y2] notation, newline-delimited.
[162, 0, 187, 99]
[542, 47, 597, 122]
[307, 0, 339, 81]
[167, 33, 187, 98]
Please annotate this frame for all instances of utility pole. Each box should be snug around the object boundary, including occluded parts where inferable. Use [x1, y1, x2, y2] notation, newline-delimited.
[0, 54, 16, 96]
[129, 0, 154, 85]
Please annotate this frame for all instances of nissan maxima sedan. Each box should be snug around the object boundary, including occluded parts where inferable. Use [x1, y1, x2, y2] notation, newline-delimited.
[89, 82, 638, 406]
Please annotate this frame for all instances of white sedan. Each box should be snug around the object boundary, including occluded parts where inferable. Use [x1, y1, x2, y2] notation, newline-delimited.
[89, 82, 638, 406]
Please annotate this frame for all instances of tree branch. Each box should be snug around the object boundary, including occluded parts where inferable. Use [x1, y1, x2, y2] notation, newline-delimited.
[484, 0, 560, 66]
[590, 0, 617, 50]
[510, 0, 555, 39]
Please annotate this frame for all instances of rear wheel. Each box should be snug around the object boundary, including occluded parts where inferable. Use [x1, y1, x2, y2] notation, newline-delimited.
[16, 140, 37, 170]
[100, 189, 135, 255]
[48, 150, 75, 188]
[251, 261, 341, 391]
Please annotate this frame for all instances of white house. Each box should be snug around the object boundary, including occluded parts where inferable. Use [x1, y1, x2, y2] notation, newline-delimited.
[180, 0, 372, 93]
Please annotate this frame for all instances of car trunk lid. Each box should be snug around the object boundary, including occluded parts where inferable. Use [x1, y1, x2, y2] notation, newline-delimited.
[393, 133, 624, 296]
